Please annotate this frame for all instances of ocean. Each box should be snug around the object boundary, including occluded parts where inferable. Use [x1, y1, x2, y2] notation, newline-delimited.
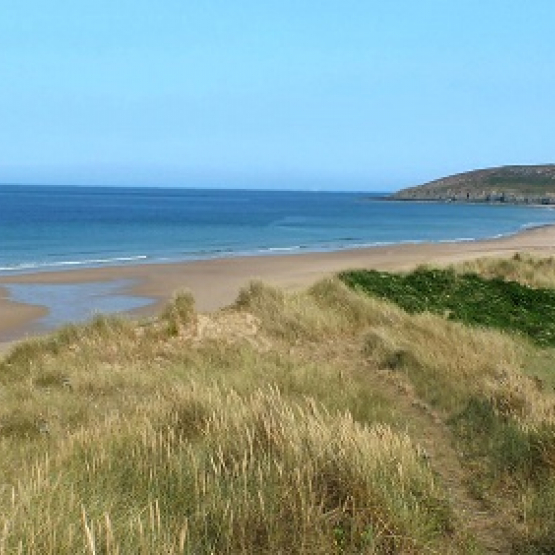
[1, 185, 555, 275]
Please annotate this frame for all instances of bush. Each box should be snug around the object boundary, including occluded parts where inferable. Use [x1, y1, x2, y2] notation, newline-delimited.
[340, 268, 555, 346]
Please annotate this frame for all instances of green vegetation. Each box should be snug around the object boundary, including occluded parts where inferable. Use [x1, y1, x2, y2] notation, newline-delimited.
[339, 264, 555, 346]
[2, 254, 555, 552]
[485, 174, 555, 189]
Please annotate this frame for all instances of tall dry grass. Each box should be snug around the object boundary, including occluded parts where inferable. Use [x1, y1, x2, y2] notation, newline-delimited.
[235, 277, 555, 550]
[2, 274, 555, 552]
[457, 252, 555, 290]
[0, 385, 452, 554]
[241, 278, 526, 414]
[0, 288, 466, 553]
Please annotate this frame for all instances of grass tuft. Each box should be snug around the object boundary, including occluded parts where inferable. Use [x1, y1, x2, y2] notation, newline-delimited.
[160, 290, 196, 335]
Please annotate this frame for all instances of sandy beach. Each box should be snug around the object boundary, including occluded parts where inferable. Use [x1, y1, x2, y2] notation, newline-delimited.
[1, 224, 555, 344]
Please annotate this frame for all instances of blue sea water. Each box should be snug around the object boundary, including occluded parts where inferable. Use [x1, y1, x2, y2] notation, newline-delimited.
[1, 185, 555, 275]
[2, 185, 555, 339]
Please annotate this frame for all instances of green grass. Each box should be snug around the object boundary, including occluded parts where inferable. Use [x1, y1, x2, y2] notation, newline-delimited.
[485, 174, 555, 191]
[339, 266, 555, 346]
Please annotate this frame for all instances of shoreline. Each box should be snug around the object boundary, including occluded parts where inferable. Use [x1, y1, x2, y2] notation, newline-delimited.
[1, 224, 555, 345]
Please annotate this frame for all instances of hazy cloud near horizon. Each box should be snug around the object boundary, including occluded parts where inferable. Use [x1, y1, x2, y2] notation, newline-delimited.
[1, 1, 554, 190]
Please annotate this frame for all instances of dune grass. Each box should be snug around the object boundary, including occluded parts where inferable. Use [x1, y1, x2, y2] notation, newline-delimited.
[458, 252, 555, 290]
[0, 287, 460, 554]
[2, 256, 555, 552]
[339, 255, 555, 553]
[1, 386, 451, 554]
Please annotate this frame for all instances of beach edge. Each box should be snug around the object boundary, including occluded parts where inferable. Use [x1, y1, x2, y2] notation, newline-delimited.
[1, 223, 555, 345]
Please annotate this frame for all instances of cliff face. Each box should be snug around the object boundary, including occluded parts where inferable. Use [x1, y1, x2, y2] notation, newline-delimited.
[393, 165, 555, 204]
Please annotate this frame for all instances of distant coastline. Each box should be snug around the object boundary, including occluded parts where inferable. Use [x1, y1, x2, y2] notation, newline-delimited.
[392, 164, 555, 204]
[1, 187, 554, 277]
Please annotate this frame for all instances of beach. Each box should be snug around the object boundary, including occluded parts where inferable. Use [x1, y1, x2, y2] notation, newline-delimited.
[1, 224, 555, 344]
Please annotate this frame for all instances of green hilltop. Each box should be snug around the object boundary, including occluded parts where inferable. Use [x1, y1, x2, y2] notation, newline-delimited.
[393, 164, 555, 204]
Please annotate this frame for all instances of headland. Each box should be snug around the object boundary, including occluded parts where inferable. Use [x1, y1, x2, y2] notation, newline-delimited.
[392, 164, 555, 203]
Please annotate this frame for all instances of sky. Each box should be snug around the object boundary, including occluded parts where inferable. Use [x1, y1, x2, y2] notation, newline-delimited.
[1, 1, 554, 191]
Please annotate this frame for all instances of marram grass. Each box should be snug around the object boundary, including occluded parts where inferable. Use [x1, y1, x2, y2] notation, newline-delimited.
[0, 287, 458, 554]
[2, 261, 555, 552]
[0, 386, 450, 554]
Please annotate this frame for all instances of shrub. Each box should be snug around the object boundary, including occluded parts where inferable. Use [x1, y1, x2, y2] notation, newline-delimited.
[339, 267, 555, 346]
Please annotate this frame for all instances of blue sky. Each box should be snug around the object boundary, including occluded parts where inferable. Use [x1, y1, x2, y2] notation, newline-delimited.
[1, 1, 554, 190]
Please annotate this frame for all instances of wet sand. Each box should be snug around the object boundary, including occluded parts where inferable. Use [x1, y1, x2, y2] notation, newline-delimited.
[1, 225, 555, 344]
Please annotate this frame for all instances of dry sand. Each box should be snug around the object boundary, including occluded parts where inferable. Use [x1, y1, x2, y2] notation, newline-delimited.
[1, 224, 555, 345]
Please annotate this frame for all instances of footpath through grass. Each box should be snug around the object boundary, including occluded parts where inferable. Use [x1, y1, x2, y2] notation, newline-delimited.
[338, 262, 555, 554]
[339, 266, 555, 346]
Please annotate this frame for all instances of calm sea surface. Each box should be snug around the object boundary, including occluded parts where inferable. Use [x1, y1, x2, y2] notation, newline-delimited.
[1, 185, 555, 275]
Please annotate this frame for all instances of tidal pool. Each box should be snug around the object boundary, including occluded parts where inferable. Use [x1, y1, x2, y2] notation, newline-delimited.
[5, 279, 154, 332]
